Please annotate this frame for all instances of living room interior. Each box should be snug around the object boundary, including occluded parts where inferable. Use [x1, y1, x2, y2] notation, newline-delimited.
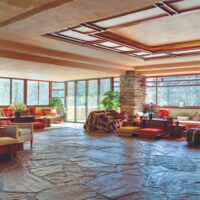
[0, 0, 200, 199]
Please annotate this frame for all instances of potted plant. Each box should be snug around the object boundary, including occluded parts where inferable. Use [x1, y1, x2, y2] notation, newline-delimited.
[144, 103, 157, 120]
[10, 102, 26, 117]
[100, 91, 120, 111]
[49, 97, 63, 114]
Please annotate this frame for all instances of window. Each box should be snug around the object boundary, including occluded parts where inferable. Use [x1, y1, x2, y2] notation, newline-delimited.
[113, 77, 120, 92]
[27, 81, 38, 105]
[12, 79, 24, 103]
[67, 82, 75, 122]
[27, 80, 49, 105]
[0, 78, 10, 105]
[52, 82, 65, 106]
[39, 82, 49, 105]
[146, 75, 200, 107]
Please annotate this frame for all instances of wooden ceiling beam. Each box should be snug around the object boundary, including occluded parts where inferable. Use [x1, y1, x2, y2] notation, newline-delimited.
[135, 61, 200, 71]
[0, 49, 125, 73]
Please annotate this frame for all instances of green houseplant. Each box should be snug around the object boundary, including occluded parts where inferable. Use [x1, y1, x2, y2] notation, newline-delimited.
[100, 91, 120, 111]
[49, 97, 63, 115]
[49, 97, 63, 108]
[10, 102, 26, 117]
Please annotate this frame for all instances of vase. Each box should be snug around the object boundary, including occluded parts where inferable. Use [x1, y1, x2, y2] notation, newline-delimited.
[15, 112, 21, 118]
[149, 113, 153, 120]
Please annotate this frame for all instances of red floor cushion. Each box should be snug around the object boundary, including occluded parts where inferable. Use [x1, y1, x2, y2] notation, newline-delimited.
[139, 128, 164, 139]
[33, 122, 45, 130]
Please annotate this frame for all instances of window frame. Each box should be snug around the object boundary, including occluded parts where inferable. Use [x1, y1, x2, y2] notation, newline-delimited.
[146, 74, 200, 108]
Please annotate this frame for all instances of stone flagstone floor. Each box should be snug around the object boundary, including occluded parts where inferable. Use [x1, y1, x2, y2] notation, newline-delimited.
[1, 127, 200, 200]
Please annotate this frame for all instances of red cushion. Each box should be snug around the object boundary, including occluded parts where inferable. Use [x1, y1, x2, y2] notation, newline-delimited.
[0, 120, 12, 125]
[139, 128, 163, 139]
[159, 109, 169, 118]
[29, 107, 36, 115]
[33, 122, 45, 130]
[35, 112, 44, 117]
[3, 108, 13, 117]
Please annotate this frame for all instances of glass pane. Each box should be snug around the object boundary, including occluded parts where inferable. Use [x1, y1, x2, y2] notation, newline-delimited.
[100, 79, 111, 107]
[88, 80, 98, 114]
[27, 81, 38, 105]
[39, 82, 49, 105]
[12, 79, 24, 103]
[52, 90, 65, 97]
[76, 81, 86, 122]
[158, 86, 200, 106]
[162, 75, 200, 81]
[67, 82, 75, 121]
[52, 82, 65, 89]
[114, 77, 120, 92]
[158, 80, 200, 86]
[0, 78, 10, 105]
[146, 87, 156, 104]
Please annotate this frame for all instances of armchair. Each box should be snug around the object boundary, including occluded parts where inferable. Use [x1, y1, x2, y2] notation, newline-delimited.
[0, 123, 33, 147]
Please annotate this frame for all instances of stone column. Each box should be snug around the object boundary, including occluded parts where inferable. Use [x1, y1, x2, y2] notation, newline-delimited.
[120, 71, 146, 117]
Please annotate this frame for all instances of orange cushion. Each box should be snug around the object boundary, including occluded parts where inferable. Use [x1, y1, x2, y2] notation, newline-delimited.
[29, 107, 36, 115]
[0, 120, 12, 125]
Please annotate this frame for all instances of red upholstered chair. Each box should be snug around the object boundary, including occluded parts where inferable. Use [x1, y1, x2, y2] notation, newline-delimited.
[139, 128, 164, 139]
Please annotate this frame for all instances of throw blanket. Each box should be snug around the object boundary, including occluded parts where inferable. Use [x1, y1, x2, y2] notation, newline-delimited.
[84, 110, 127, 133]
[187, 126, 200, 144]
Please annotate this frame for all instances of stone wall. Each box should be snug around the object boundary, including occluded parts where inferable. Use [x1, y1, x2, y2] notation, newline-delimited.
[120, 71, 146, 117]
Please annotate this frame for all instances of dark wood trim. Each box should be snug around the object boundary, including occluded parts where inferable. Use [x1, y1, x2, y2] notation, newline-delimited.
[0, 0, 74, 28]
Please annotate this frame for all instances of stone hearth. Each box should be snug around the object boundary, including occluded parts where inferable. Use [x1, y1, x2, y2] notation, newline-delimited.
[0, 127, 200, 199]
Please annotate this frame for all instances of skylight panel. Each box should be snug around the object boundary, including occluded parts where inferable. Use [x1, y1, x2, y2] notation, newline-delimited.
[94, 7, 166, 28]
[134, 52, 149, 56]
[73, 26, 95, 33]
[115, 46, 134, 51]
[59, 30, 98, 41]
[143, 53, 167, 58]
[99, 41, 120, 47]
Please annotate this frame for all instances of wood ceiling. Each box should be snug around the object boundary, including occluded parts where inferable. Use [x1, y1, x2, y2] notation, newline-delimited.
[46, 0, 200, 60]
[0, 0, 199, 80]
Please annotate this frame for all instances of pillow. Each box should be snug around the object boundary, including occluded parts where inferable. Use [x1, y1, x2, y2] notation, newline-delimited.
[42, 108, 52, 114]
[177, 116, 190, 121]
[3, 108, 13, 117]
[22, 109, 30, 116]
[0, 120, 12, 125]
[44, 111, 56, 116]
[192, 112, 200, 121]
[29, 107, 36, 115]
[154, 111, 163, 118]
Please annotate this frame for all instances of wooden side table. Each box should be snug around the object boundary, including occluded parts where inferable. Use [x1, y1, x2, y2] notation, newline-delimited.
[168, 124, 186, 137]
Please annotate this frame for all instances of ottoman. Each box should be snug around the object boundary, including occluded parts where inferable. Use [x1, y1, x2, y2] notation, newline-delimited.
[33, 122, 45, 130]
[0, 137, 20, 159]
[117, 126, 141, 137]
[139, 128, 164, 139]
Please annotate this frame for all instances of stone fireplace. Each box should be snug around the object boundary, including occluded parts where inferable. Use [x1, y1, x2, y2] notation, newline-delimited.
[120, 71, 146, 117]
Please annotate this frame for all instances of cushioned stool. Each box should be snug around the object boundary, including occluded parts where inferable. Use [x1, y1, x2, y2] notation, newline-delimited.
[0, 137, 20, 159]
[117, 126, 141, 137]
[33, 122, 45, 130]
[139, 128, 164, 139]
